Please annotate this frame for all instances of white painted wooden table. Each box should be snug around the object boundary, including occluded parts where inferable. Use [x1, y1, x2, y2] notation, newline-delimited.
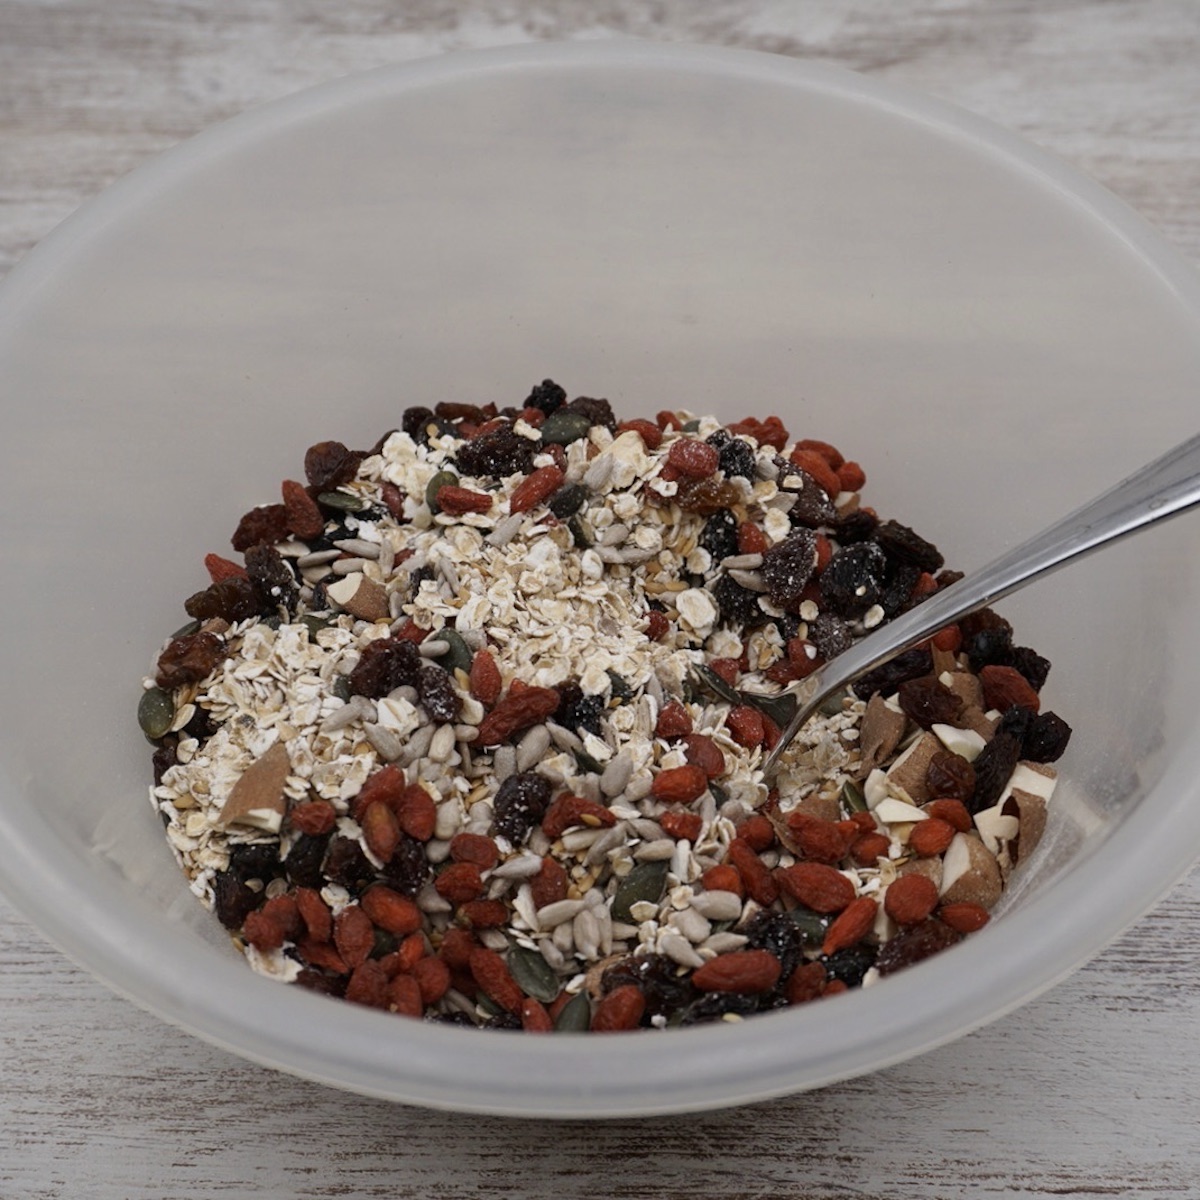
[3, 3, 1199, 1195]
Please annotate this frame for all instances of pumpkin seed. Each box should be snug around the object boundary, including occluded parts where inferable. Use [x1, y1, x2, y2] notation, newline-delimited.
[539, 408, 593, 446]
[610, 860, 669, 923]
[137, 687, 175, 740]
[567, 514, 591, 549]
[819, 688, 850, 716]
[425, 469, 459, 513]
[681, 418, 702, 432]
[332, 675, 353, 702]
[299, 613, 333, 639]
[548, 482, 588, 519]
[317, 490, 368, 512]
[435, 627, 473, 675]
[840, 779, 868, 814]
[507, 945, 561, 1003]
[691, 665, 741, 707]
[170, 618, 201, 639]
[785, 905, 832, 946]
[574, 748, 604, 775]
[606, 670, 634, 701]
[554, 990, 592, 1032]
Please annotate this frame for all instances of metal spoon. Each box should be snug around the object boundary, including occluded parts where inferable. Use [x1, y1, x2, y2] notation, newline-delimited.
[762, 430, 1200, 776]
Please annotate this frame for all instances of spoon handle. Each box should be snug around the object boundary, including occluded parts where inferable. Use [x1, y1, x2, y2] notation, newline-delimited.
[763, 429, 1200, 774]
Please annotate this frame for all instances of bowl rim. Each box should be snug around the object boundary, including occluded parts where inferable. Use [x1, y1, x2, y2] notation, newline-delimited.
[2, 38, 1199, 1118]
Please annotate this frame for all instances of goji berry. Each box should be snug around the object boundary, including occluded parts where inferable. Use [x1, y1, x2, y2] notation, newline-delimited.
[591, 984, 644, 1031]
[644, 610, 670, 641]
[884, 874, 940, 926]
[736, 814, 775, 853]
[438, 927, 477, 969]
[682, 733, 725, 779]
[345, 960, 389, 1008]
[394, 783, 437, 841]
[656, 409, 683, 431]
[521, 997, 555, 1032]
[909, 817, 957, 857]
[737, 522, 768, 554]
[281, 478, 325, 539]
[333, 905, 375, 969]
[360, 800, 401, 863]
[659, 810, 703, 841]
[510, 465, 565, 514]
[616, 418, 663, 450]
[726, 415, 789, 450]
[650, 764, 709, 804]
[787, 961, 829, 1005]
[294, 887, 333, 943]
[727, 837, 779, 906]
[529, 856, 570, 910]
[436, 485, 493, 515]
[361, 885, 422, 935]
[821, 895, 878, 955]
[468, 647, 502, 705]
[923, 798, 973, 832]
[938, 902, 991, 934]
[386, 972, 424, 1017]
[380, 481, 406, 521]
[412, 955, 452, 1004]
[204, 552, 247, 583]
[654, 700, 693, 739]
[691, 949, 782, 994]
[786, 812, 854, 864]
[469, 947, 524, 1015]
[474, 686, 560, 745]
[776, 861, 855, 913]
[708, 657, 741, 685]
[788, 448, 841, 499]
[242, 909, 286, 952]
[449, 832, 499, 870]
[435, 862, 484, 905]
[837, 460, 866, 492]
[701, 864, 744, 898]
[726, 705, 766, 749]
[850, 831, 891, 867]
[793, 438, 845, 469]
[289, 799, 337, 836]
[458, 898, 509, 928]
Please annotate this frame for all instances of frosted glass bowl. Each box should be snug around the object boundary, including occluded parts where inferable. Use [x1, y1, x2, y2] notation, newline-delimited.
[1, 41, 1199, 1117]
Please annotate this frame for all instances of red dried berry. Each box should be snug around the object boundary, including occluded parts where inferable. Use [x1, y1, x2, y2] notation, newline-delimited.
[776, 862, 856, 913]
[701, 864, 744, 897]
[394, 783, 437, 842]
[726, 705, 766, 749]
[361, 885, 423, 936]
[412, 956, 452, 1004]
[850, 831, 891, 868]
[591, 985, 644, 1032]
[786, 812, 854, 864]
[659, 810, 703, 842]
[884, 874, 940, 926]
[475, 686, 560, 746]
[787, 961, 829, 1005]
[436, 485, 493, 515]
[289, 799, 337, 836]
[616, 418, 663, 450]
[435, 862, 485, 905]
[204, 552, 247, 583]
[449, 833, 500, 870]
[726, 415, 789, 450]
[457, 899, 509, 929]
[333, 905, 375, 969]
[469, 947, 524, 1015]
[530, 856, 570, 910]
[923, 797, 973, 832]
[294, 887, 333, 943]
[281, 479, 325, 540]
[735, 814, 775, 853]
[737, 522, 769, 555]
[386, 972, 424, 1017]
[468, 647, 503, 705]
[644, 610, 671, 641]
[727, 837, 779, 906]
[667, 438, 720, 478]
[510, 464, 566, 514]
[541, 794, 617, 840]
[682, 733, 726, 779]
[231, 503, 291, 553]
[691, 949, 782, 994]
[360, 800, 401, 863]
[438, 927, 477, 970]
[707, 657, 741, 686]
[938, 902, 991, 934]
[650, 764, 709, 805]
[521, 997, 555, 1032]
[908, 817, 956, 857]
[788, 449, 841, 499]
[821, 895, 878, 955]
[345, 960, 390, 1008]
[654, 701, 693, 739]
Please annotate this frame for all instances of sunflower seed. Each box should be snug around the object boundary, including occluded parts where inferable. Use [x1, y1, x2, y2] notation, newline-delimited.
[552, 921, 575, 954]
[428, 724, 457, 762]
[416, 883, 452, 914]
[540, 938, 567, 973]
[492, 744, 517, 784]
[599, 753, 633, 798]
[333, 538, 381, 559]
[573, 909, 601, 960]
[700, 932, 750, 954]
[296, 548, 342, 568]
[546, 721, 583, 752]
[659, 931, 705, 969]
[536, 899, 587, 928]
[491, 853, 544, 880]
[364, 722, 403, 762]
[417, 639, 450, 658]
[479, 929, 509, 951]
[689, 890, 743, 921]
[485, 514, 523, 547]
[516, 724, 552, 772]
[633, 838, 677, 862]
[670, 906, 712, 944]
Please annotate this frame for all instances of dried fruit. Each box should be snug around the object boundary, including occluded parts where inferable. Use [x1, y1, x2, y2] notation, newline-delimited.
[155, 630, 226, 690]
[347, 635, 420, 699]
[1023, 711, 1072, 763]
[820, 542, 889, 618]
[541, 793, 617, 839]
[908, 817, 957, 857]
[281, 478, 325, 540]
[510, 464, 566, 513]
[475, 686, 560, 746]
[468, 647, 503, 705]
[699, 509, 739, 563]
[333, 905, 375, 969]
[231, 503, 290, 552]
[821, 896, 878, 955]
[727, 838, 779, 906]
[980, 664, 1042, 713]
[874, 918, 961, 976]
[492, 771, 554, 844]
[726, 705, 766, 749]
[884, 874, 940, 926]
[449, 832, 499, 870]
[938, 902, 991, 933]
[454, 421, 536, 478]
[667, 438, 720, 478]
[650, 764, 709, 804]
[435, 862, 484, 905]
[529, 856, 570, 910]
[590, 984, 646, 1031]
[469, 947, 524, 1015]
[361, 885, 422, 935]
[760, 530, 818, 609]
[969, 730, 1023, 813]
[776, 862, 856, 913]
[691, 949, 782, 994]
[873, 519, 944, 573]
[416, 663, 461, 724]
[898, 676, 964, 729]
[926, 751, 976, 801]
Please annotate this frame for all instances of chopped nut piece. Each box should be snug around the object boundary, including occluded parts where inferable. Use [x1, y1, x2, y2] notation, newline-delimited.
[217, 742, 291, 833]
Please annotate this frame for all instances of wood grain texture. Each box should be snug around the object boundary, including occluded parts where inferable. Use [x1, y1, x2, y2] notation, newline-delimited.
[2, 2, 1200, 1196]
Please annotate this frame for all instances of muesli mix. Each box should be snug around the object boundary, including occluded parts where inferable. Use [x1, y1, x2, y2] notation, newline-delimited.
[140, 382, 1071, 1031]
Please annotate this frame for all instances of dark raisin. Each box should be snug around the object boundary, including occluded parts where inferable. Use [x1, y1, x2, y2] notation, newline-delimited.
[874, 919, 961, 976]
[965, 626, 1015, 673]
[155, 630, 227, 690]
[969, 730, 1022, 813]
[601, 953, 695, 1020]
[564, 395, 616, 432]
[760, 529, 818, 609]
[491, 772, 554, 844]
[898, 676, 964, 729]
[212, 869, 260, 929]
[716, 437, 757, 481]
[554, 682, 605, 735]
[151, 738, 178, 785]
[705, 429, 732, 448]
[295, 969, 349, 997]
[435, 1010, 478, 1026]
[879, 560, 922, 617]
[851, 646, 934, 700]
[231, 503, 291, 552]
[960, 607, 1012, 641]
[401, 406, 435, 442]
[709, 575, 767, 627]
[347, 636, 421, 699]
[380, 833, 431, 896]
[1023, 711, 1072, 763]
[181, 704, 217, 744]
[184, 576, 261, 624]
[935, 568, 965, 589]
[524, 379, 567, 416]
[1010, 645, 1052, 692]
[678, 991, 760, 1026]
[435, 401, 487, 423]
[830, 508, 879, 544]
[819, 542, 889, 618]
[227, 842, 282, 881]
[808, 614, 853, 661]
[245, 543, 298, 615]
[284, 832, 331, 889]
[996, 705, 1035, 744]
[781, 467, 836, 529]
[454, 421, 535, 479]
[322, 835, 377, 895]
[482, 1012, 523, 1030]
[872, 519, 944, 573]
[820, 943, 878, 988]
[304, 441, 364, 492]
[417, 663, 461, 724]
[407, 564, 436, 598]
[927, 749, 977, 800]
[699, 509, 740, 564]
[547, 482, 587, 519]
[741, 911, 805, 980]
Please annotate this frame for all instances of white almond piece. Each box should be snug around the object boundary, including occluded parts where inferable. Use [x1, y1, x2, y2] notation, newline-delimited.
[873, 797, 930, 825]
[973, 803, 1021, 856]
[864, 768, 890, 810]
[939, 832, 1003, 909]
[1004, 788, 1050, 863]
[999, 761, 1058, 805]
[218, 742, 291, 832]
[325, 571, 390, 621]
[884, 732, 942, 804]
[931, 722, 987, 763]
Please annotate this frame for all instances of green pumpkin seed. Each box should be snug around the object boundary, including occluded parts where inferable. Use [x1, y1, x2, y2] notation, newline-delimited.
[708, 782, 730, 809]
[539, 409, 593, 446]
[435, 627, 473, 675]
[332, 675, 353, 702]
[567, 514, 591, 549]
[681, 418, 702, 432]
[507, 945, 561, 1003]
[611, 860, 669, 923]
[840, 779, 868, 814]
[475, 992, 504, 1018]
[819, 688, 850, 717]
[574, 748, 604, 775]
[554, 990, 592, 1032]
[299, 614, 333, 639]
[606, 670, 634, 702]
[317, 490, 368, 512]
[425, 469, 459, 513]
[691, 665, 741, 707]
[170, 618, 201, 640]
[137, 687, 176, 740]
[786, 905, 832, 946]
